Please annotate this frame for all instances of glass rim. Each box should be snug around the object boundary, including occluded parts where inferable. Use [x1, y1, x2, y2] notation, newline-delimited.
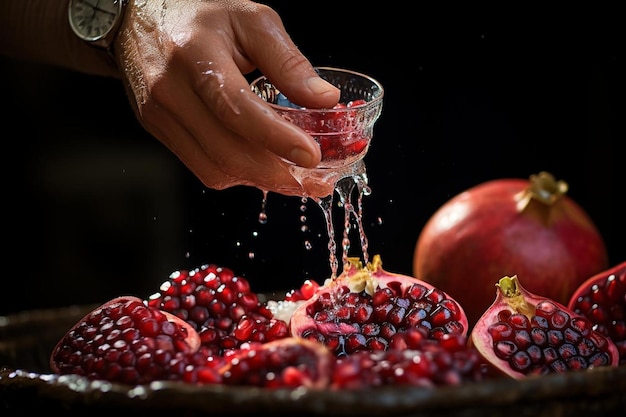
[250, 66, 384, 113]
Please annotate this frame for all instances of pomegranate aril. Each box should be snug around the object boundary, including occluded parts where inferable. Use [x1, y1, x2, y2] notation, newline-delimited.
[494, 341, 517, 359]
[530, 328, 548, 346]
[588, 352, 612, 367]
[514, 330, 532, 348]
[527, 345, 542, 363]
[543, 347, 558, 362]
[489, 323, 513, 340]
[345, 333, 368, 353]
[511, 351, 532, 372]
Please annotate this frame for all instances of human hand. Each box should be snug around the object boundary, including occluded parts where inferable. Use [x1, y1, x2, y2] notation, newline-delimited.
[115, 0, 340, 197]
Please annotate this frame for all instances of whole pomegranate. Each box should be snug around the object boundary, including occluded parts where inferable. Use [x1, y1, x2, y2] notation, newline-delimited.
[471, 275, 619, 378]
[290, 255, 469, 356]
[413, 171, 609, 327]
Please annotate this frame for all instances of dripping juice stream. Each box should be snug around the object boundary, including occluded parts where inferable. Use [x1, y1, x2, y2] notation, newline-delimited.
[314, 173, 371, 279]
[256, 168, 371, 288]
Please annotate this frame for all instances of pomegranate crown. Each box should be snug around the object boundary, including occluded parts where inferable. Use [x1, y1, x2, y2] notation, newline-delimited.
[341, 254, 384, 296]
[496, 275, 536, 317]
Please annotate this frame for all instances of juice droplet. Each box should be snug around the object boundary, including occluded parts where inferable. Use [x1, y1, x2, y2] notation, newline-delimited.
[257, 189, 269, 224]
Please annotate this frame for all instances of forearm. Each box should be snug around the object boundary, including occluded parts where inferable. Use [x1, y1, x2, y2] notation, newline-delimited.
[0, 0, 121, 78]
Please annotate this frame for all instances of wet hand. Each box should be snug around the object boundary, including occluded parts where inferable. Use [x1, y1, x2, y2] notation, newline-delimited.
[115, 0, 340, 197]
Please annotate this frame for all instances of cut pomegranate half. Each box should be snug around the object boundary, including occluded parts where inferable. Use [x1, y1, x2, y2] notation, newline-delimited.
[471, 275, 619, 379]
[50, 296, 201, 385]
[290, 255, 468, 356]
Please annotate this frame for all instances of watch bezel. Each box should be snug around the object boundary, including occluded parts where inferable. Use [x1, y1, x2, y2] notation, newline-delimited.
[68, 0, 127, 47]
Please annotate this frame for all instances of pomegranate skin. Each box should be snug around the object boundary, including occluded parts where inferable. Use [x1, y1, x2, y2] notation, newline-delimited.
[413, 172, 609, 328]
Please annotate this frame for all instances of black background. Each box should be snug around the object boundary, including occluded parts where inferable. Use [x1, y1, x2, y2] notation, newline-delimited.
[1, 5, 624, 315]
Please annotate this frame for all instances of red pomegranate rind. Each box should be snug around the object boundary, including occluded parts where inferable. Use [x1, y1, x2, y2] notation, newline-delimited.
[568, 261, 626, 364]
[50, 296, 201, 385]
[471, 276, 619, 379]
[219, 338, 333, 389]
[290, 255, 468, 357]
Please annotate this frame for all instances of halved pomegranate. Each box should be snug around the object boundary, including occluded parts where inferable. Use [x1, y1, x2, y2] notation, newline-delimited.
[50, 296, 202, 385]
[471, 276, 619, 379]
[568, 260, 626, 364]
[290, 255, 468, 356]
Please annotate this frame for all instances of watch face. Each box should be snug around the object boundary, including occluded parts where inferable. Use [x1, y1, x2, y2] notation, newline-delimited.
[69, 0, 123, 42]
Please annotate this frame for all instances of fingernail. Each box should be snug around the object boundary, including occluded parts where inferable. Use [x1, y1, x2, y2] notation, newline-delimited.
[306, 77, 338, 96]
[289, 147, 314, 167]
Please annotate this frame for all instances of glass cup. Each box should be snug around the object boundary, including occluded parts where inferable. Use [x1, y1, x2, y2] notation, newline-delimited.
[251, 67, 384, 276]
[250, 67, 384, 191]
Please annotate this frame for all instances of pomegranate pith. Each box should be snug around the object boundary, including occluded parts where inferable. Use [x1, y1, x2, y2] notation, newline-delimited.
[471, 276, 619, 379]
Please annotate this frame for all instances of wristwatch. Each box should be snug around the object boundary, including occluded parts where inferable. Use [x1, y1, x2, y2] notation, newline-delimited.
[68, 0, 129, 49]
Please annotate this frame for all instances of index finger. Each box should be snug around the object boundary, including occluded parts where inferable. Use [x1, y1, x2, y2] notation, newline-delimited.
[188, 53, 323, 168]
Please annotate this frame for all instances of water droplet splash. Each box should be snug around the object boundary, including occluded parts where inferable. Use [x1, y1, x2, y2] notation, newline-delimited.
[258, 190, 269, 224]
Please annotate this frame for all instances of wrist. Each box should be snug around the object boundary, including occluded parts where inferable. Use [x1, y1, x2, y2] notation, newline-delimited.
[67, 0, 131, 74]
